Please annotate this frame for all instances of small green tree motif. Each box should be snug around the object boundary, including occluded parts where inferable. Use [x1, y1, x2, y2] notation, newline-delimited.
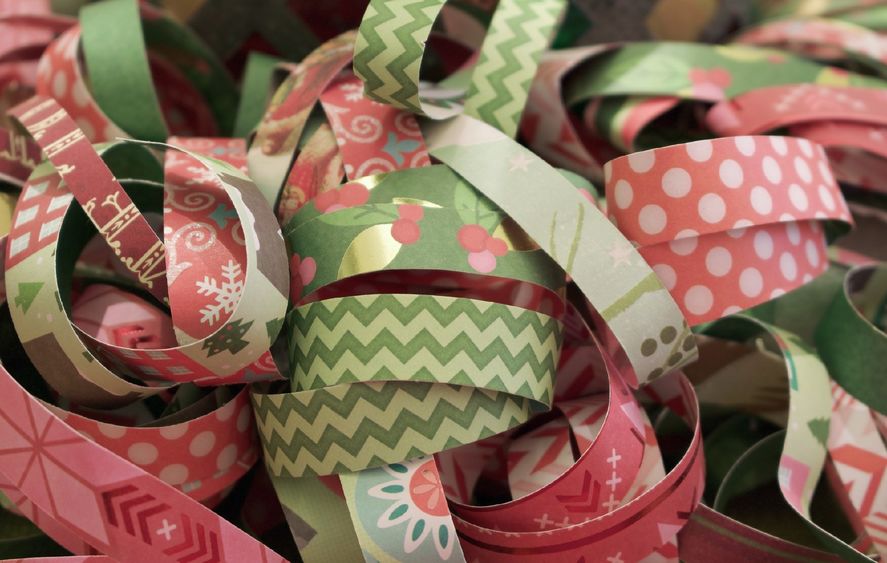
[203, 318, 253, 356]
[15, 282, 44, 314]
[807, 417, 830, 448]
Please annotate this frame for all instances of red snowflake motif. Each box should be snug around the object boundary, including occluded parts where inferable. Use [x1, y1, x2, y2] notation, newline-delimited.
[313, 182, 369, 213]
[289, 254, 317, 303]
[391, 204, 423, 245]
[688, 67, 732, 100]
[457, 224, 508, 274]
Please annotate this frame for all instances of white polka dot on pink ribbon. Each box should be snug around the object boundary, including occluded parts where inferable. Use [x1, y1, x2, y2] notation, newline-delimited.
[605, 136, 852, 325]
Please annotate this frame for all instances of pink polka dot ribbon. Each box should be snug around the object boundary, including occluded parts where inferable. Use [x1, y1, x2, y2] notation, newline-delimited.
[707, 85, 887, 192]
[605, 135, 853, 324]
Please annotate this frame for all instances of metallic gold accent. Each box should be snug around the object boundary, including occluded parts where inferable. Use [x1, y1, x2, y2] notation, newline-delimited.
[390, 197, 442, 208]
[337, 223, 402, 279]
[493, 216, 540, 251]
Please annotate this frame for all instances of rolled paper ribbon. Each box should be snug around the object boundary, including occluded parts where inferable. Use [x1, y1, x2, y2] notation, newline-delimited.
[583, 94, 683, 154]
[707, 85, 887, 190]
[816, 263, 887, 415]
[275, 121, 345, 225]
[447, 343, 646, 532]
[72, 142, 288, 387]
[424, 115, 697, 386]
[520, 45, 617, 181]
[604, 135, 853, 324]
[4, 137, 286, 408]
[162, 138, 248, 342]
[0, 234, 288, 562]
[450, 369, 702, 562]
[826, 383, 887, 559]
[318, 72, 431, 178]
[556, 41, 887, 170]
[5, 145, 169, 406]
[706, 85, 887, 136]
[353, 0, 463, 118]
[35, 1, 236, 143]
[691, 315, 874, 563]
[354, 0, 566, 125]
[0, 128, 41, 187]
[563, 42, 887, 107]
[2, 0, 885, 561]
[459, 0, 566, 138]
[248, 35, 576, 559]
[248, 30, 355, 207]
[736, 17, 887, 77]
[9, 96, 170, 302]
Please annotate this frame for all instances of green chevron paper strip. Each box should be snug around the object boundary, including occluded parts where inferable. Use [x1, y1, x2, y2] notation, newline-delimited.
[254, 377, 537, 478]
[423, 115, 695, 387]
[353, 0, 461, 118]
[289, 293, 561, 405]
[462, 0, 566, 137]
[256, 293, 557, 479]
[815, 264, 887, 415]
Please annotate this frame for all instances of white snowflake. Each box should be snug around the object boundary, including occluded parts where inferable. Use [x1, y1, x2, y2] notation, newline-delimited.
[196, 260, 243, 325]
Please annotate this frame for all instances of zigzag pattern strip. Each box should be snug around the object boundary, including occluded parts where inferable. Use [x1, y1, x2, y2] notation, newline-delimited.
[354, 0, 445, 113]
[288, 295, 561, 402]
[254, 381, 534, 477]
[463, 0, 564, 136]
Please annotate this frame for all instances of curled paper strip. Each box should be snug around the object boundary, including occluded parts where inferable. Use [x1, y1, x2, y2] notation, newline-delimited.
[604, 135, 852, 324]
[816, 263, 887, 415]
[0, 0, 885, 561]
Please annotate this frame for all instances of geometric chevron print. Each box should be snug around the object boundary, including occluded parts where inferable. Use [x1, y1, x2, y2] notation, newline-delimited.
[354, 0, 446, 114]
[463, 0, 565, 137]
[254, 380, 537, 478]
[288, 294, 562, 404]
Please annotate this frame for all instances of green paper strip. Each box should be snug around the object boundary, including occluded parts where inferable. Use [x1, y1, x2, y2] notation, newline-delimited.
[462, 0, 566, 137]
[563, 42, 887, 107]
[254, 293, 557, 478]
[287, 203, 563, 298]
[353, 0, 460, 119]
[234, 53, 284, 138]
[80, 0, 168, 141]
[268, 473, 363, 562]
[816, 264, 887, 414]
[288, 293, 561, 405]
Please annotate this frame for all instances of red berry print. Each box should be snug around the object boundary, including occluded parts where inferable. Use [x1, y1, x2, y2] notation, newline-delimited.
[398, 204, 424, 221]
[457, 224, 509, 274]
[391, 219, 421, 245]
